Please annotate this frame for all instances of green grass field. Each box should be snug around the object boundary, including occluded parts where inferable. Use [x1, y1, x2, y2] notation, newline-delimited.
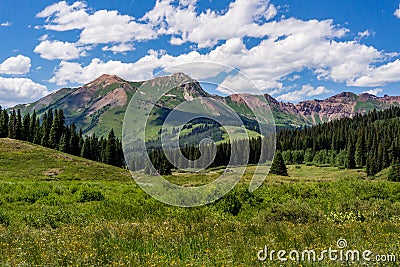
[0, 138, 399, 266]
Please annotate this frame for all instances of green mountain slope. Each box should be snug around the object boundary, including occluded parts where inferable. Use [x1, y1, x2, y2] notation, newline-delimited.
[12, 73, 400, 140]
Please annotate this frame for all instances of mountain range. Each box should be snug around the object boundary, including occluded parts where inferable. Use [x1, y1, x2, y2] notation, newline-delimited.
[13, 73, 400, 138]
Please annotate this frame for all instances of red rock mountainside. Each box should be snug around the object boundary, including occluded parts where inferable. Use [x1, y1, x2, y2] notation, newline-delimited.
[13, 74, 400, 136]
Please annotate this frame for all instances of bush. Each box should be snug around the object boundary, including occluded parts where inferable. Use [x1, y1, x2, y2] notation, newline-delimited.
[269, 200, 321, 223]
[0, 211, 10, 226]
[24, 209, 74, 229]
[78, 188, 105, 202]
[216, 193, 242, 216]
[214, 187, 263, 216]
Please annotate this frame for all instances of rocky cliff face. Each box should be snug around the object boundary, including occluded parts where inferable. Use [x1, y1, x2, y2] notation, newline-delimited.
[262, 92, 400, 125]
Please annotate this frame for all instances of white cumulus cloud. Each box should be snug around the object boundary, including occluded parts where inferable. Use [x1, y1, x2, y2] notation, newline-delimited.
[49, 56, 160, 85]
[38, 0, 400, 95]
[36, 1, 156, 49]
[276, 85, 332, 102]
[394, 5, 400, 18]
[363, 88, 383, 96]
[36, 1, 88, 31]
[0, 55, 31, 75]
[34, 40, 84, 60]
[102, 43, 135, 54]
[0, 77, 49, 107]
[143, 0, 277, 48]
[348, 59, 400, 87]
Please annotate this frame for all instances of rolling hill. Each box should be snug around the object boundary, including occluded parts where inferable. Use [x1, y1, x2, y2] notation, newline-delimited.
[0, 138, 131, 181]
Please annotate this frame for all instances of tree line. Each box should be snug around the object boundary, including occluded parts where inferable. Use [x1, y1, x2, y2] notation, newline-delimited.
[277, 107, 400, 176]
[142, 135, 275, 175]
[145, 106, 400, 177]
[0, 107, 124, 167]
[3, 104, 399, 178]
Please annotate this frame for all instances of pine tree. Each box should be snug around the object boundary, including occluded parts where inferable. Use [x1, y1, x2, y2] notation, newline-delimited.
[15, 109, 22, 140]
[105, 129, 117, 166]
[81, 138, 91, 159]
[22, 113, 30, 141]
[0, 108, 8, 138]
[40, 112, 50, 147]
[8, 110, 16, 139]
[49, 110, 62, 149]
[346, 141, 356, 169]
[69, 123, 80, 156]
[269, 151, 288, 176]
[90, 134, 100, 161]
[115, 138, 124, 167]
[28, 110, 37, 142]
[144, 160, 154, 175]
[59, 132, 70, 153]
[388, 162, 400, 182]
[377, 141, 384, 171]
[355, 130, 365, 167]
[33, 118, 41, 144]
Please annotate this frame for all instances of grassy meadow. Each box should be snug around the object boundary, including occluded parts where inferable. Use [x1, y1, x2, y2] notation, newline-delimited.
[0, 138, 399, 266]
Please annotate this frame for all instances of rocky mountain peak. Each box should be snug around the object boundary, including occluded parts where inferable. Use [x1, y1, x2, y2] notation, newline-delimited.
[84, 74, 126, 88]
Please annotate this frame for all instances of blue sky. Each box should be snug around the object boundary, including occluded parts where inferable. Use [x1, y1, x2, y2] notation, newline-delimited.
[1, 0, 400, 107]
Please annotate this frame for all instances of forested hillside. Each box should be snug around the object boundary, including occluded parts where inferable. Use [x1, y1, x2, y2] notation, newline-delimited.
[277, 107, 400, 176]
[0, 107, 124, 167]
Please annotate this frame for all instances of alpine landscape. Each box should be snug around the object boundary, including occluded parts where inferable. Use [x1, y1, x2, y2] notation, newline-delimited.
[1, 0, 400, 266]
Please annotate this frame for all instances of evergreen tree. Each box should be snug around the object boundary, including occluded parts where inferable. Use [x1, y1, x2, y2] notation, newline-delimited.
[0, 108, 8, 138]
[69, 123, 80, 156]
[355, 130, 366, 167]
[59, 132, 70, 153]
[81, 138, 91, 159]
[144, 160, 155, 175]
[90, 134, 100, 161]
[28, 110, 37, 142]
[115, 138, 124, 167]
[22, 113, 30, 141]
[388, 162, 400, 182]
[49, 110, 62, 149]
[105, 129, 117, 166]
[346, 141, 356, 169]
[33, 118, 41, 144]
[8, 110, 16, 139]
[269, 151, 288, 176]
[15, 109, 22, 140]
[40, 112, 50, 147]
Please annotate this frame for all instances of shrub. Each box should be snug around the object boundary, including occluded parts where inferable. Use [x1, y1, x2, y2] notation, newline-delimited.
[216, 193, 242, 216]
[214, 187, 263, 216]
[0, 211, 10, 226]
[269, 200, 321, 223]
[78, 188, 105, 202]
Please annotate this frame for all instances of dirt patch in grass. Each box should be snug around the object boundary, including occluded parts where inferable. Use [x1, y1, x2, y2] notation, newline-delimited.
[43, 168, 62, 177]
